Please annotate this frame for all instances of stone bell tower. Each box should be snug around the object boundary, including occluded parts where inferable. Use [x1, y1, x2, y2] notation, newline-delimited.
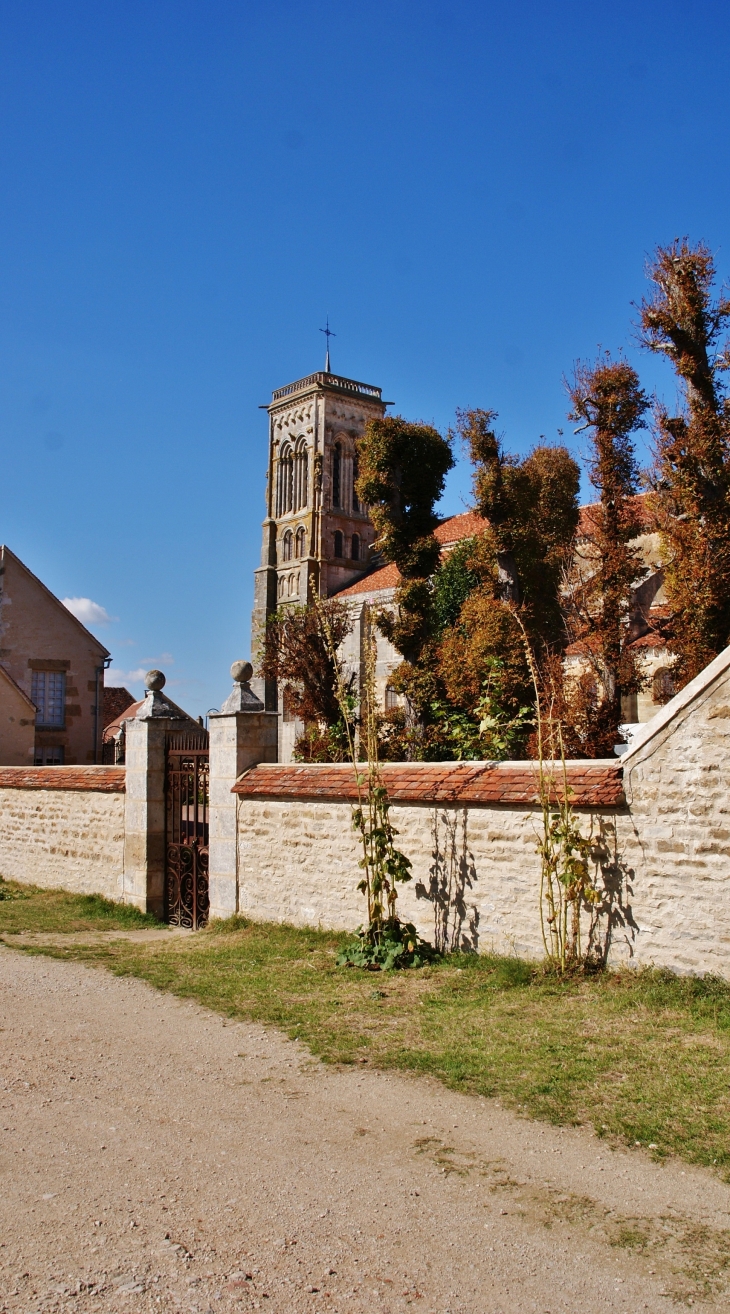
[250, 366, 390, 705]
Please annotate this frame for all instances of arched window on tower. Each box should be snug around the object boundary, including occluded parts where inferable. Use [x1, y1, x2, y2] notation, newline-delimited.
[332, 443, 342, 508]
[352, 454, 360, 512]
[276, 444, 294, 516]
[282, 530, 293, 562]
[333, 530, 344, 558]
[295, 526, 306, 558]
[351, 533, 360, 561]
[294, 440, 308, 510]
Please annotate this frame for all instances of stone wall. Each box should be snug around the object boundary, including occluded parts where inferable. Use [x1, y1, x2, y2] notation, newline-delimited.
[234, 761, 634, 963]
[618, 645, 730, 976]
[0, 767, 126, 899]
[232, 646, 730, 978]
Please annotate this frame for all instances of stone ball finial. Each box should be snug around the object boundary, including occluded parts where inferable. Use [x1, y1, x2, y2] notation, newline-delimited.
[144, 669, 166, 691]
[230, 660, 253, 684]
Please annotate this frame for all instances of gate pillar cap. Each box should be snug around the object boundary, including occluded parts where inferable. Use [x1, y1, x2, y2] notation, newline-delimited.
[219, 660, 264, 713]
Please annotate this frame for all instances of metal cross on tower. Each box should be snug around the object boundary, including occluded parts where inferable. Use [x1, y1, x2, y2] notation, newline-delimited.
[319, 316, 336, 372]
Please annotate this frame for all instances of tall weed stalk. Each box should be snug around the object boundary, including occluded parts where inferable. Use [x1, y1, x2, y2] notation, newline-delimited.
[315, 597, 435, 969]
[513, 611, 601, 973]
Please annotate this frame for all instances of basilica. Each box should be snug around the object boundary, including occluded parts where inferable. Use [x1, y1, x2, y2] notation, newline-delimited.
[251, 366, 673, 761]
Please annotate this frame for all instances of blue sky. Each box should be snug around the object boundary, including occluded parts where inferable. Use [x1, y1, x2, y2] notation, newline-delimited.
[1, 0, 729, 716]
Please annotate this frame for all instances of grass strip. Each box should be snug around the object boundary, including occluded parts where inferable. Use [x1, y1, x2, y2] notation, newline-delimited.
[2, 882, 730, 1175]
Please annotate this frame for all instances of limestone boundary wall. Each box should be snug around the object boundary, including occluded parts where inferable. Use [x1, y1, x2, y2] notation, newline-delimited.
[232, 643, 730, 978]
[0, 767, 126, 899]
[233, 761, 638, 965]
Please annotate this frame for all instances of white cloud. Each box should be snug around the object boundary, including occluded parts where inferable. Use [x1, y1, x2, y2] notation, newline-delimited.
[106, 667, 148, 688]
[62, 596, 118, 626]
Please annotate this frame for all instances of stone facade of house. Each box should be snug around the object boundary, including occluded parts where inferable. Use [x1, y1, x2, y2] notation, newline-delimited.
[0, 545, 110, 765]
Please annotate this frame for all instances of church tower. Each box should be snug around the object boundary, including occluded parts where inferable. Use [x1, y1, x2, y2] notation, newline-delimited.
[251, 366, 390, 704]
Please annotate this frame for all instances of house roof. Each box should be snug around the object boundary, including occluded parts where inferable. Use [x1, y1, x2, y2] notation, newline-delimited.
[102, 690, 201, 741]
[334, 499, 661, 603]
[0, 545, 111, 658]
[334, 511, 489, 599]
[102, 699, 145, 742]
[102, 686, 137, 729]
[0, 662, 36, 710]
[577, 492, 655, 539]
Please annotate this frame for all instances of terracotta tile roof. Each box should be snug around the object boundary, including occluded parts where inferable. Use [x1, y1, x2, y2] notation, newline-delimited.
[336, 561, 401, 598]
[335, 511, 489, 599]
[102, 687, 137, 731]
[233, 760, 624, 808]
[0, 766, 125, 792]
[103, 698, 145, 742]
[433, 510, 488, 545]
[578, 493, 655, 538]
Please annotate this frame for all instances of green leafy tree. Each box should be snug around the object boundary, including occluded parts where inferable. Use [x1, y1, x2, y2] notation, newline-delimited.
[639, 238, 730, 685]
[454, 409, 580, 650]
[355, 414, 454, 666]
[565, 356, 650, 752]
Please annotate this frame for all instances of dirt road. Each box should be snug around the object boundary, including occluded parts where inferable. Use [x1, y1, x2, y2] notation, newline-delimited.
[1, 947, 729, 1314]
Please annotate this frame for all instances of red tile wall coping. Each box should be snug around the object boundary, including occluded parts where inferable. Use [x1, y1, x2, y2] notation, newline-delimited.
[233, 761, 625, 808]
[0, 766, 126, 793]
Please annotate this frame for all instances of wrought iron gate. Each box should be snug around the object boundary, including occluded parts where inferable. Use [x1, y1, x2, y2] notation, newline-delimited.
[165, 729, 210, 929]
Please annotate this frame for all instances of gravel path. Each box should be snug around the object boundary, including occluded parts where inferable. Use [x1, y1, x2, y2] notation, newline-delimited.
[2, 948, 730, 1314]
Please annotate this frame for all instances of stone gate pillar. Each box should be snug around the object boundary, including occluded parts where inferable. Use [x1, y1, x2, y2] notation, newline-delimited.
[123, 671, 186, 917]
[208, 661, 278, 921]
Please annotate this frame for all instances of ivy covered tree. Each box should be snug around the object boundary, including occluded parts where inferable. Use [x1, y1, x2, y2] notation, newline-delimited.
[565, 356, 650, 753]
[454, 409, 580, 651]
[639, 238, 730, 685]
[258, 599, 354, 760]
[355, 413, 454, 678]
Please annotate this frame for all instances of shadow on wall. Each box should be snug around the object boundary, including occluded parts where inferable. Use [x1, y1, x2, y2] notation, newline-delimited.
[587, 818, 638, 967]
[415, 808, 479, 954]
[414, 808, 636, 964]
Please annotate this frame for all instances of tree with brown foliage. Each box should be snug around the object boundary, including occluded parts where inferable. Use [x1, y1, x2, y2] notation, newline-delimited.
[564, 356, 650, 753]
[454, 409, 580, 651]
[639, 238, 730, 685]
[355, 413, 454, 676]
[258, 599, 354, 760]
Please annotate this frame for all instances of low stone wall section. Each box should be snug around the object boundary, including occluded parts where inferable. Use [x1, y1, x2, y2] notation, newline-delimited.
[233, 761, 635, 964]
[233, 655, 730, 979]
[0, 767, 126, 900]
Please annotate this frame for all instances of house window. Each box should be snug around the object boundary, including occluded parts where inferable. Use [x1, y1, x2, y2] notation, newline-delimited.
[333, 443, 342, 508]
[352, 454, 360, 512]
[282, 530, 293, 562]
[34, 746, 64, 765]
[385, 685, 399, 710]
[31, 670, 65, 727]
[620, 692, 639, 723]
[652, 667, 675, 704]
[282, 687, 297, 722]
[351, 533, 360, 561]
[295, 526, 306, 558]
[334, 530, 344, 558]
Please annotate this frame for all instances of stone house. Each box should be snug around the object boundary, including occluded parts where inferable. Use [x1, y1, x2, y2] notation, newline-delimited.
[0, 545, 111, 765]
[0, 663, 36, 765]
